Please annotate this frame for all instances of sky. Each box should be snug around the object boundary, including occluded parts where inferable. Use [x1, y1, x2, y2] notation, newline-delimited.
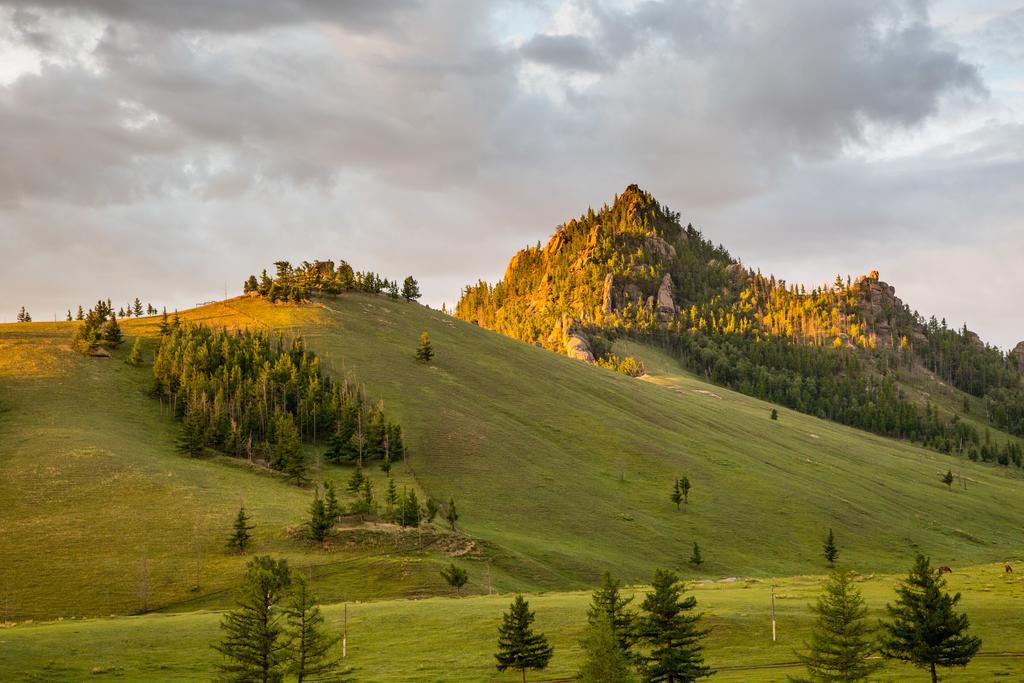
[1, 0, 1021, 350]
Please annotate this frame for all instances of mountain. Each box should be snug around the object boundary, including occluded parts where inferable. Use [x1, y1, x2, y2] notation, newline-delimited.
[456, 184, 1024, 453]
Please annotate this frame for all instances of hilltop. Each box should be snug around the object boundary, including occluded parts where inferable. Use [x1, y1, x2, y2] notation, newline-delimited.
[456, 184, 1024, 455]
[3, 292, 1024, 624]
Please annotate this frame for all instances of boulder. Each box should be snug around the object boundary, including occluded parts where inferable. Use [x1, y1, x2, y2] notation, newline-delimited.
[644, 236, 676, 262]
[964, 330, 985, 351]
[565, 328, 595, 363]
[656, 273, 676, 321]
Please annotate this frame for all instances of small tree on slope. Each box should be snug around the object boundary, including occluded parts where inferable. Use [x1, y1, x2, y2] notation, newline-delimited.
[495, 595, 553, 682]
[227, 505, 255, 554]
[879, 554, 981, 683]
[823, 529, 838, 567]
[792, 569, 881, 683]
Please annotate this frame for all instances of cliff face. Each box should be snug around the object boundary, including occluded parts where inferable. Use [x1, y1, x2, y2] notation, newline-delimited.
[1013, 342, 1024, 372]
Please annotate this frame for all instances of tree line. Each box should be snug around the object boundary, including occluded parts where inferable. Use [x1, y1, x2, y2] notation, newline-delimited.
[243, 259, 420, 304]
[151, 321, 404, 483]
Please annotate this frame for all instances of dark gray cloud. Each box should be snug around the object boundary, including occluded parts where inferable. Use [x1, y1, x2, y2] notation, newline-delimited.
[0, 0, 1020, 348]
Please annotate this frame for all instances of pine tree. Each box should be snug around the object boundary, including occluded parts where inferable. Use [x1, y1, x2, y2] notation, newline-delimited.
[177, 409, 206, 457]
[942, 469, 954, 490]
[133, 298, 144, 317]
[66, 309, 73, 322]
[324, 482, 341, 525]
[425, 497, 439, 523]
[671, 479, 683, 510]
[400, 488, 422, 527]
[823, 529, 838, 566]
[879, 554, 981, 683]
[578, 614, 637, 683]
[127, 337, 143, 366]
[441, 562, 469, 595]
[680, 476, 691, 504]
[385, 477, 399, 514]
[690, 543, 703, 567]
[402, 276, 421, 302]
[244, 275, 260, 293]
[446, 496, 459, 531]
[308, 492, 332, 544]
[76, 305, 85, 321]
[284, 576, 344, 682]
[771, 408, 779, 420]
[213, 556, 292, 683]
[416, 331, 434, 362]
[17, 306, 32, 322]
[587, 571, 635, 658]
[793, 569, 881, 683]
[346, 466, 366, 494]
[636, 569, 712, 682]
[104, 313, 123, 345]
[228, 506, 255, 554]
[158, 309, 170, 336]
[495, 595, 554, 682]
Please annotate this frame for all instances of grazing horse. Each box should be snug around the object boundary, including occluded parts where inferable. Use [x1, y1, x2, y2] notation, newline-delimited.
[937, 565, 953, 574]
[1005, 564, 1014, 573]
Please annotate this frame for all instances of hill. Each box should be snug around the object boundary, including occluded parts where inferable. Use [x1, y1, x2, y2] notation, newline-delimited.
[4, 293, 1024, 623]
[455, 184, 1024, 456]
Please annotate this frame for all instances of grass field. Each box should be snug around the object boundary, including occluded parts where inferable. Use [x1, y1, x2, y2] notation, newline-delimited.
[2, 563, 1022, 681]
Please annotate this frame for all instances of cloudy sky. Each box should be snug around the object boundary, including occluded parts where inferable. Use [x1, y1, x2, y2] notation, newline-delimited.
[1, 0, 1021, 349]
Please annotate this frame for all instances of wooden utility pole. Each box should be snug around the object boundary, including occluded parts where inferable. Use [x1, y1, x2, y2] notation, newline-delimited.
[342, 601, 348, 658]
[771, 584, 777, 642]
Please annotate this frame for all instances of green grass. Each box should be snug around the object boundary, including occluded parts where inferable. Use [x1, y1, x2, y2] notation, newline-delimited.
[3, 293, 1024, 627]
[2, 563, 1023, 681]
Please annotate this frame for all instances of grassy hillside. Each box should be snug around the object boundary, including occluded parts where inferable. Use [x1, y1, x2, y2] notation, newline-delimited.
[3, 563, 1023, 681]
[3, 293, 1024, 624]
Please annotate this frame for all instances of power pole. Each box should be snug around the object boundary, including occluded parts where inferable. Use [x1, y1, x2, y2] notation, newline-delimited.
[342, 601, 348, 658]
[770, 584, 777, 643]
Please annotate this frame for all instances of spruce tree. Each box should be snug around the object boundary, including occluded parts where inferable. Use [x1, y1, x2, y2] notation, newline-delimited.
[177, 409, 206, 457]
[441, 562, 469, 595]
[495, 595, 554, 682]
[636, 569, 712, 682]
[941, 469, 954, 490]
[771, 408, 779, 420]
[879, 554, 981, 683]
[103, 313, 123, 345]
[324, 482, 341, 525]
[66, 309, 73, 322]
[284, 576, 344, 682]
[228, 505, 255, 554]
[213, 556, 292, 683]
[824, 529, 838, 566]
[680, 476, 691, 504]
[690, 543, 703, 567]
[127, 337, 143, 366]
[346, 466, 366, 494]
[578, 614, 637, 683]
[446, 496, 459, 531]
[425, 497, 439, 523]
[308, 492, 332, 544]
[671, 479, 683, 510]
[158, 309, 170, 336]
[587, 570, 635, 658]
[133, 298, 143, 317]
[385, 477, 399, 514]
[416, 331, 434, 362]
[76, 305, 85, 321]
[402, 276, 421, 302]
[793, 569, 881, 683]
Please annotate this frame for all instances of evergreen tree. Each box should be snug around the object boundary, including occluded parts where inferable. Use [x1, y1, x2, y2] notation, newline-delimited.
[446, 496, 459, 531]
[66, 309, 73, 321]
[824, 529, 839, 566]
[346, 466, 366, 494]
[284, 576, 343, 682]
[416, 331, 434, 362]
[577, 614, 637, 683]
[587, 571, 635, 658]
[103, 313, 123, 345]
[425, 497, 439, 523]
[17, 306, 32, 322]
[127, 336, 143, 366]
[387, 280, 400, 299]
[158, 309, 170, 336]
[670, 479, 683, 510]
[133, 298, 144, 317]
[941, 469, 954, 490]
[771, 408, 779, 420]
[324, 482, 341, 525]
[385, 477, 399, 513]
[400, 487, 422, 527]
[879, 554, 981, 683]
[228, 506, 255, 554]
[792, 569, 881, 683]
[213, 556, 292, 683]
[244, 275, 260, 293]
[636, 569, 712, 682]
[308, 492, 332, 544]
[680, 476, 691, 504]
[76, 305, 85, 321]
[402, 276, 421, 302]
[689, 543, 703, 567]
[177, 409, 206, 456]
[441, 562, 469, 595]
[495, 595, 554, 682]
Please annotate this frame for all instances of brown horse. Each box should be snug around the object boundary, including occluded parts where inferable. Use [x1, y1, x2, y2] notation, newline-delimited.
[1005, 564, 1014, 573]
[937, 565, 953, 574]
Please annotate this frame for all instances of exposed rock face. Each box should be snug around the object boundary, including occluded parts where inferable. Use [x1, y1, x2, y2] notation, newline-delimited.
[1012, 342, 1024, 372]
[855, 273, 907, 345]
[565, 326, 595, 363]
[964, 331, 985, 351]
[656, 273, 676, 321]
[602, 273, 646, 315]
[602, 273, 616, 315]
[644, 236, 676, 262]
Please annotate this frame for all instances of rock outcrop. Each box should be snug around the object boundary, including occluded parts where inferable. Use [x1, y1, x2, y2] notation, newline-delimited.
[602, 273, 646, 315]
[565, 326, 595, 363]
[1012, 341, 1024, 372]
[656, 273, 675, 321]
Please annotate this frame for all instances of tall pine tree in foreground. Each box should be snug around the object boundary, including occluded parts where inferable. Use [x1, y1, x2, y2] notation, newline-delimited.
[284, 576, 345, 682]
[495, 595, 553, 682]
[792, 569, 881, 683]
[214, 556, 292, 682]
[578, 614, 638, 683]
[879, 554, 981, 683]
[227, 506, 255, 554]
[636, 569, 711, 682]
[587, 570, 635, 659]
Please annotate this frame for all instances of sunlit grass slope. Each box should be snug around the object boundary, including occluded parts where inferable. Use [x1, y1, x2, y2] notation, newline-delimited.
[3, 293, 1024, 623]
[3, 563, 1023, 681]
